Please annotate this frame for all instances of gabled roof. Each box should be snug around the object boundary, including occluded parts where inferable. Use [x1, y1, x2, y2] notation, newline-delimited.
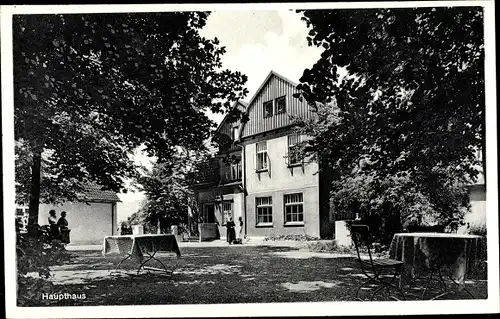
[239, 70, 301, 140]
[246, 70, 298, 108]
[79, 183, 121, 203]
[214, 100, 248, 135]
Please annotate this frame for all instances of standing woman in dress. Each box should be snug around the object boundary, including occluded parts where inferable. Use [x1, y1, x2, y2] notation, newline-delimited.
[226, 217, 236, 244]
[238, 216, 244, 243]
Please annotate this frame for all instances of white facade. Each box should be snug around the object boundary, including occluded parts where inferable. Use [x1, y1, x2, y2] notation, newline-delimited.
[466, 184, 486, 228]
[39, 201, 118, 245]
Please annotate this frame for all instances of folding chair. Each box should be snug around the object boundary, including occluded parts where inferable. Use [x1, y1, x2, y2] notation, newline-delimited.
[351, 224, 406, 301]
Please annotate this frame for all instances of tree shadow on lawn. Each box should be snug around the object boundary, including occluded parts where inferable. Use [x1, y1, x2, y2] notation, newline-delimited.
[24, 247, 488, 306]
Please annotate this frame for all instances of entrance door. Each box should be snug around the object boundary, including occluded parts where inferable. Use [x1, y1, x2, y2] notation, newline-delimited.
[203, 203, 215, 223]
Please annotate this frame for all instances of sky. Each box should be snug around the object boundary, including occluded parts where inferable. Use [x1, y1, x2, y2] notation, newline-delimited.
[116, 10, 324, 222]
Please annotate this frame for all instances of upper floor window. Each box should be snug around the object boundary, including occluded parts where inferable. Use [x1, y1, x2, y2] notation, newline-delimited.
[287, 134, 302, 166]
[256, 141, 268, 171]
[232, 126, 239, 141]
[275, 96, 286, 114]
[284, 193, 304, 224]
[263, 100, 273, 118]
[230, 162, 242, 180]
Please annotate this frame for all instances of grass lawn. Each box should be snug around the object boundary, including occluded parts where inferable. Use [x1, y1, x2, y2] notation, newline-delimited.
[22, 246, 487, 306]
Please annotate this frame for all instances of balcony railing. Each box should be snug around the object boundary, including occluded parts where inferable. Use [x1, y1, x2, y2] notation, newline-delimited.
[190, 157, 242, 187]
[334, 211, 357, 221]
[221, 163, 242, 184]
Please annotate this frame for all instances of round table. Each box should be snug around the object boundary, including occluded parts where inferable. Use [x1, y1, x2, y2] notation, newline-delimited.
[388, 232, 483, 299]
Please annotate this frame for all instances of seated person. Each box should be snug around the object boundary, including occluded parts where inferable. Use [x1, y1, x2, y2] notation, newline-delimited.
[58, 211, 70, 244]
[57, 211, 69, 229]
[48, 210, 60, 239]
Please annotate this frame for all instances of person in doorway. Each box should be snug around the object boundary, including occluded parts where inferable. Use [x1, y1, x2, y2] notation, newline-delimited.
[226, 217, 236, 244]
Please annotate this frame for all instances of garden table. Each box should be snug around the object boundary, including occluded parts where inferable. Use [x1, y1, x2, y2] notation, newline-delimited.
[389, 232, 483, 300]
[103, 234, 181, 275]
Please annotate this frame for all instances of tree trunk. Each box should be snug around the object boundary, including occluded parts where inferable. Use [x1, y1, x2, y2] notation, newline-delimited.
[481, 113, 486, 189]
[481, 139, 486, 189]
[28, 151, 42, 228]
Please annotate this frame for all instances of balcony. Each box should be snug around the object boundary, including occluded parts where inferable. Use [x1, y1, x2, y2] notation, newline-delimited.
[189, 158, 242, 189]
[220, 162, 242, 185]
[188, 157, 221, 189]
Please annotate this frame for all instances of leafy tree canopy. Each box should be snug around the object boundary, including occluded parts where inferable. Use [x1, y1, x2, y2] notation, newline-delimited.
[294, 7, 484, 235]
[296, 7, 484, 183]
[14, 12, 248, 221]
[125, 148, 214, 234]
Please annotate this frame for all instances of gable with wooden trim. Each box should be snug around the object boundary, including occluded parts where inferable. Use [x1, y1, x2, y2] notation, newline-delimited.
[213, 100, 248, 153]
[240, 71, 314, 139]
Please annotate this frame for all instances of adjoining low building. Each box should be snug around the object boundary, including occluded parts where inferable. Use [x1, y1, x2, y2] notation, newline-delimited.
[188, 101, 247, 241]
[465, 148, 486, 229]
[36, 184, 121, 245]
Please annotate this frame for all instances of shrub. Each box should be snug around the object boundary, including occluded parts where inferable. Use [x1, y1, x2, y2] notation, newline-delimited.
[306, 240, 354, 254]
[263, 234, 320, 242]
[332, 169, 470, 246]
[16, 225, 72, 306]
[467, 223, 487, 265]
[468, 223, 487, 236]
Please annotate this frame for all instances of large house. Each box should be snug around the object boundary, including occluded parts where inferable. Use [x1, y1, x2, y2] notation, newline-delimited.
[189, 71, 336, 240]
[188, 70, 487, 241]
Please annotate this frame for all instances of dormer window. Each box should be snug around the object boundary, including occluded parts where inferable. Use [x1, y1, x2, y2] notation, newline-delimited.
[275, 96, 286, 114]
[263, 100, 273, 118]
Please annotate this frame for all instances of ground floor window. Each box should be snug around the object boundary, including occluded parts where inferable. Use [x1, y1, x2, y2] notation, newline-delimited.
[221, 202, 232, 226]
[284, 193, 304, 223]
[256, 196, 273, 225]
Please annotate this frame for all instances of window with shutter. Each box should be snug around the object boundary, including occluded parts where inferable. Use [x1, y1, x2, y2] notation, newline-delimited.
[256, 141, 268, 171]
[287, 134, 302, 166]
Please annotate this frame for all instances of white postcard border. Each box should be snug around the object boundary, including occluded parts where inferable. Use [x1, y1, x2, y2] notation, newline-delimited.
[2, 1, 498, 318]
